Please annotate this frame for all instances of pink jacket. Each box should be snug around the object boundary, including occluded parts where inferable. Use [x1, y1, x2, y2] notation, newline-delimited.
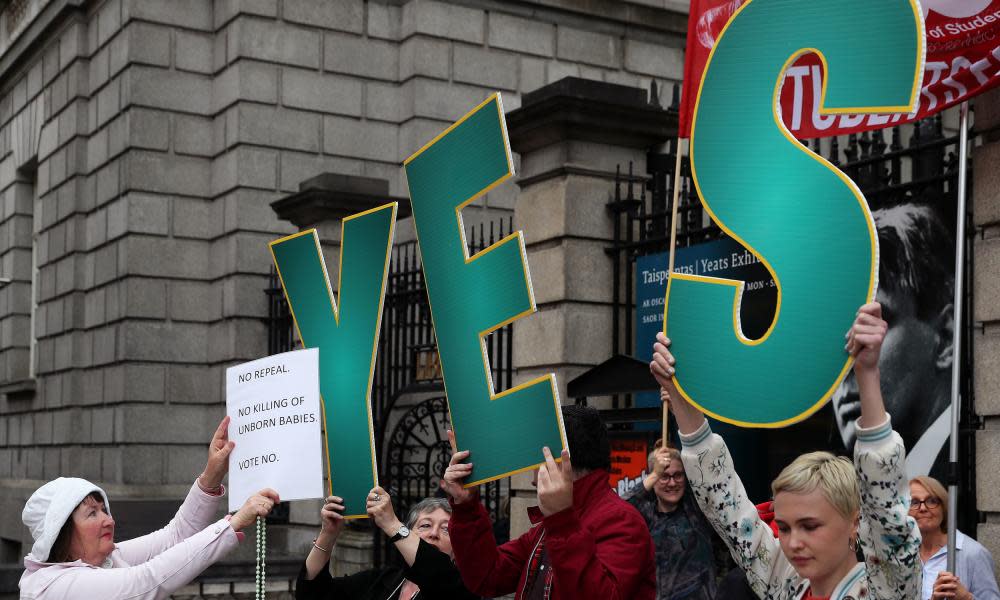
[19, 481, 240, 600]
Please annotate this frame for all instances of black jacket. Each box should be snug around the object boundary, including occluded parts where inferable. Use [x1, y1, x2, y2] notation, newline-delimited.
[295, 539, 480, 600]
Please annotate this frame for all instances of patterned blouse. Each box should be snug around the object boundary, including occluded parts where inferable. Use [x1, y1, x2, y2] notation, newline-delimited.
[678, 415, 921, 600]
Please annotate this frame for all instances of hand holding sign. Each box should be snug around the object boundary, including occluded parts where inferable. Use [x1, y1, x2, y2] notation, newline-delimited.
[536, 447, 573, 517]
[230, 488, 280, 532]
[440, 430, 475, 504]
[198, 416, 235, 492]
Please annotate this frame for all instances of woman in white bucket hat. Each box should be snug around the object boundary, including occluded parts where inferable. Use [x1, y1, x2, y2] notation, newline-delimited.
[19, 416, 278, 600]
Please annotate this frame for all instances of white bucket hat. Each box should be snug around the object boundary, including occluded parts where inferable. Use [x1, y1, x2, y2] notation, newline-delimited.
[21, 477, 111, 563]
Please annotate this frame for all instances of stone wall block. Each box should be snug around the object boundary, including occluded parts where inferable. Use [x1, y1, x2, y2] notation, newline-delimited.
[236, 104, 320, 153]
[33, 411, 53, 445]
[120, 236, 210, 280]
[324, 32, 398, 81]
[453, 45, 518, 91]
[520, 57, 547, 94]
[91, 324, 117, 365]
[221, 273, 269, 318]
[97, 0, 123, 47]
[557, 26, 620, 69]
[324, 116, 397, 162]
[281, 68, 363, 117]
[125, 0, 213, 30]
[126, 67, 213, 115]
[401, 0, 484, 44]
[229, 18, 320, 68]
[167, 364, 222, 404]
[624, 39, 682, 79]
[173, 196, 224, 239]
[975, 328, 1000, 416]
[174, 114, 215, 157]
[120, 320, 210, 363]
[89, 45, 111, 93]
[974, 87, 1000, 133]
[368, 2, 401, 40]
[976, 428, 1000, 511]
[974, 235, 1000, 323]
[410, 79, 492, 123]
[125, 192, 171, 236]
[973, 141, 1000, 227]
[489, 12, 554, 57]
[124, 151, 211, 198]
[165, 445, 210, 484]
[119, 445, 165, 484]
[58, 446, 102, 481]
[60, 22, 87, 69]
[91, 406, 115, 443]
[277, 151, 364, 194]
[213, 61, 279, 113]
[212, 146, 278, 197]
[126, 108, 171, 153]
[214, 0, 279, 29]
[169, 280, 222, 322]
[284, 0, 363, 32]
[513, 303, 611, 368]
[399, 36, 450, 81]
[365, 81, 405, 123]
[175, 30, 214, 75]
[126, 22, 171, 68]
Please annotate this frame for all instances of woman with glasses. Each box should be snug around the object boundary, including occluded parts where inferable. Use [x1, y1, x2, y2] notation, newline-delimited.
[296, 486, 478, 600]
[909, 475, 1000, 600]
[626, 434, 725, 600]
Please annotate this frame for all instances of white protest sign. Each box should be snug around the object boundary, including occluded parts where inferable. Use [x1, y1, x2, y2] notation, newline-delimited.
[225, 348, 324, 512]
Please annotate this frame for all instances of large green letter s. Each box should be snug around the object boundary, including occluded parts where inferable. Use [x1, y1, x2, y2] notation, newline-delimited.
[666, 0, 923, 426]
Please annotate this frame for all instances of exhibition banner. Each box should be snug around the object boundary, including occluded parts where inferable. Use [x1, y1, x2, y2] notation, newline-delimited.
[403, 94, 568, 486]
[679, 0, 999, 138]
[269, 204, 396, 517]
[666, 0, 923, 426]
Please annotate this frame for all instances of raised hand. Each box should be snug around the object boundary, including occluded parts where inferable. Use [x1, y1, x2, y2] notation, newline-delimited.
[649, 332, 705, 434]
[230, 488, 279, 532]
[537, 446, 574, 517]
[846, 302, 887, 373]
[440, 429, 475, 504]
[846, 302, 889, 429]
[365, 486, 402, 536]
[319, 495, 347, 539]
[200, 416, 235, 492]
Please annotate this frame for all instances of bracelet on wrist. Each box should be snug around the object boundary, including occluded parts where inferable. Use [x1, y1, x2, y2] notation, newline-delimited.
[312, 538, 331, 554]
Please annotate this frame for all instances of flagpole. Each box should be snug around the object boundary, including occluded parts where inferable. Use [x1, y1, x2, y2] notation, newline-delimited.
[946, 100, 970, 573]
[664, 136, 685, 446]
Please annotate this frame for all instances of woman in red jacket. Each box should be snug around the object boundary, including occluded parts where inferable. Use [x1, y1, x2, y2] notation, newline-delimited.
[440, 405, 656, 600]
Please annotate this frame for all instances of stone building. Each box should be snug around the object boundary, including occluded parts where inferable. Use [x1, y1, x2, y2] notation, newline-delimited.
[0, 0, 689, 595]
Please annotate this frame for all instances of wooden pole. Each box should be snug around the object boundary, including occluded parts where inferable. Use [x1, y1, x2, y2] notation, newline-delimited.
[663, 137, 685, 446]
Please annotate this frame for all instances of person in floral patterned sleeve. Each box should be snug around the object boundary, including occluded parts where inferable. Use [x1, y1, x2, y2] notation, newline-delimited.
[649, 302, 921, 600]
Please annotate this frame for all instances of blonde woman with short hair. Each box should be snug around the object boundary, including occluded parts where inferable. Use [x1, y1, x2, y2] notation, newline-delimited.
[650, 303, 921, 600]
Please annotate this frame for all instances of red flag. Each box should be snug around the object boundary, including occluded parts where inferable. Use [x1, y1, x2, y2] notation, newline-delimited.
[678, 0, 744, 138]
[678, 0, 1000, 139]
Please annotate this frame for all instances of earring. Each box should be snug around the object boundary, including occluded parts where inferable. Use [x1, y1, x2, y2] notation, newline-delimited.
[848, 535, 859, 552]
